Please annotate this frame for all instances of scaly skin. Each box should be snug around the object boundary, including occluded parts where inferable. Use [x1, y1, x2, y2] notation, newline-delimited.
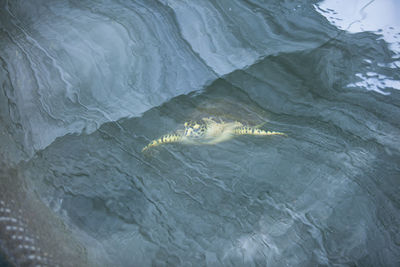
[142, 118, 286, 152]
[142, 134, 182, 152]
[233, 127, 287, 136]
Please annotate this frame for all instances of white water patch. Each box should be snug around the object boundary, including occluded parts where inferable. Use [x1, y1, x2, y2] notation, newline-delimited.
[315, 0, 400, 52]
[347, 72, 400, 95]
[315, 0, 400, 94]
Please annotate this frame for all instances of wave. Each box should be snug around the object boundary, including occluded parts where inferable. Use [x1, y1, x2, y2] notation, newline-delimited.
[0, 0, 336, 163]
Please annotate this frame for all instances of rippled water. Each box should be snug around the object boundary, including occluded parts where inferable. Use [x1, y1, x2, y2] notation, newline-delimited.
[1, 0, 400, 266]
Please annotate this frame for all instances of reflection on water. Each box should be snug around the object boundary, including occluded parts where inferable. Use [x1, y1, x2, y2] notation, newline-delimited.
[316, 0, 400, 95]
[1, 0, 400, 266]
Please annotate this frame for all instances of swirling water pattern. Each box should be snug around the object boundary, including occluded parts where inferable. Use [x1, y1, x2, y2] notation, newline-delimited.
[0, 0, 399, 266]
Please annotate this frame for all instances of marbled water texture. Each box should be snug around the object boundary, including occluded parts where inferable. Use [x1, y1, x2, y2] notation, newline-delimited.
[0, 0, 399, 266]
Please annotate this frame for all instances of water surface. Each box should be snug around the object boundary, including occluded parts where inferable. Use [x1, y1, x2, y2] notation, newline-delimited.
[0, 0, 399, 266]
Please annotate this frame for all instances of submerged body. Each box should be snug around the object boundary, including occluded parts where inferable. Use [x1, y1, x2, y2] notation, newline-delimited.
[142, 117, 286, 152]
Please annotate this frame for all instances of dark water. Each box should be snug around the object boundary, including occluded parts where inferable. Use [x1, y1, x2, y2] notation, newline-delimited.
[1, 0, 400, 266]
